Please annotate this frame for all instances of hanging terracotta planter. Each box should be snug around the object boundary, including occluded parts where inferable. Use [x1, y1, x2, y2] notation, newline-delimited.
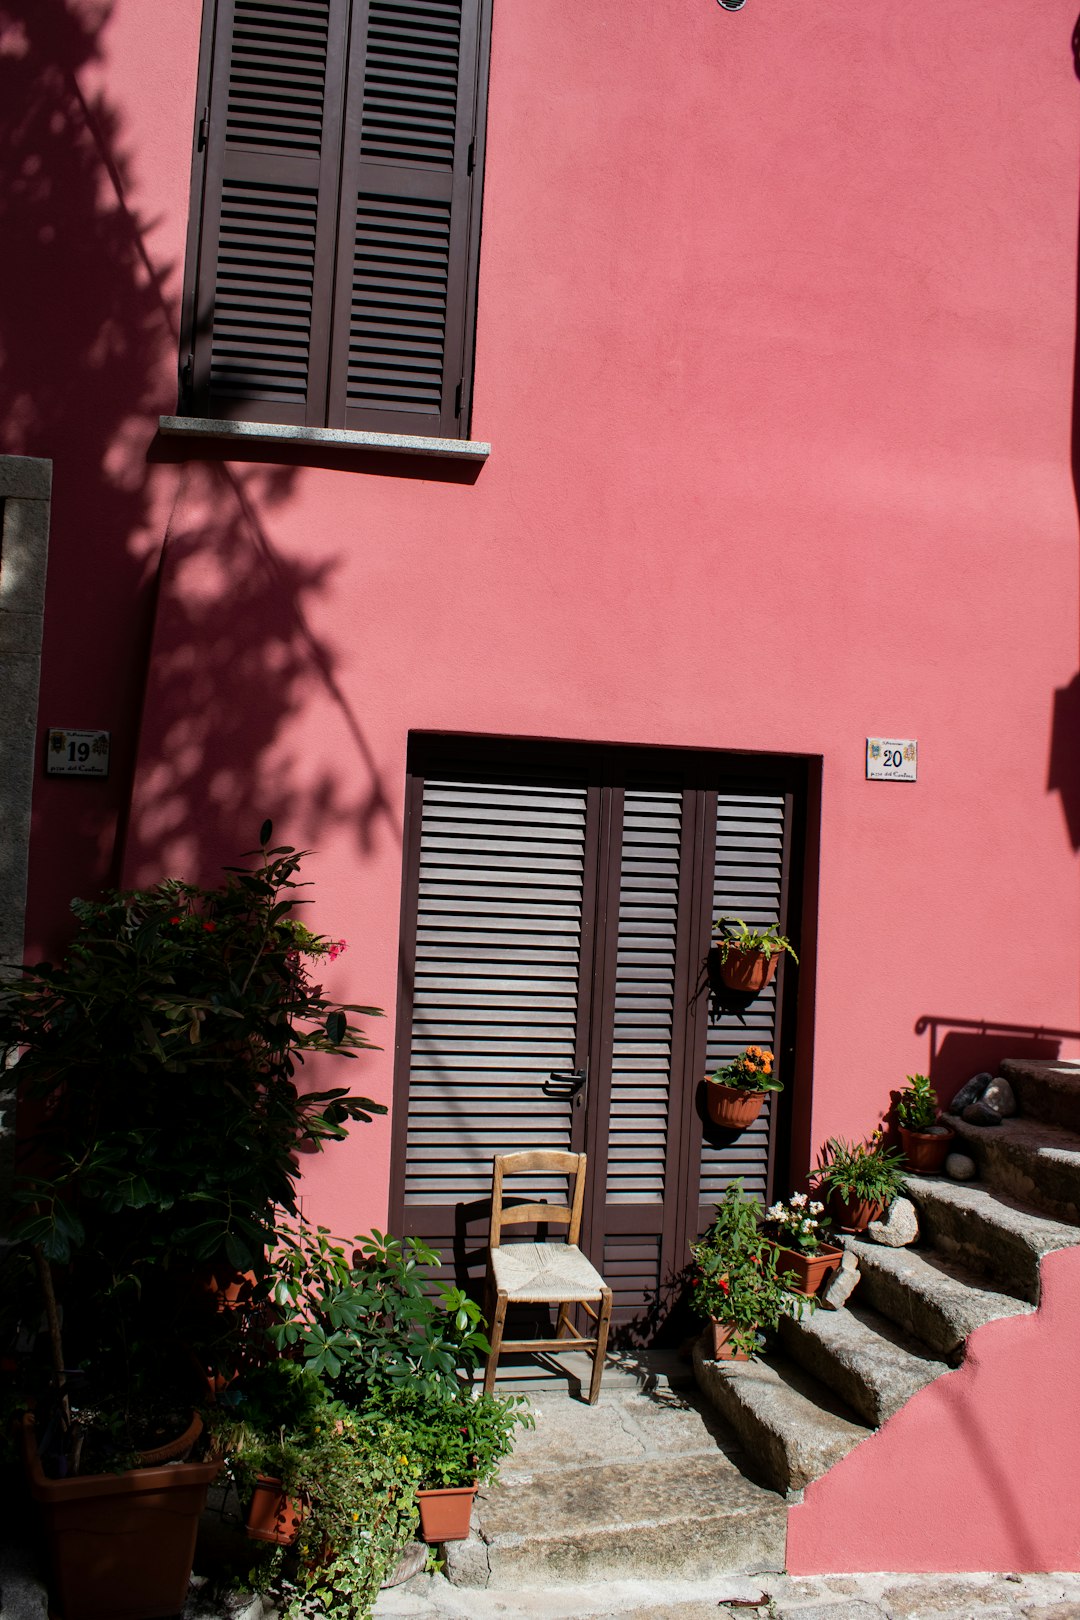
[416, 1483, 479, 1543]
[899, 1124, 955, 1175]
[714, 944, 781, 994]
[706, 1081, 766, 1131]
[245, 1477, 307, 1545]
[827, 1190, 884, 1234]
[773, 1241, 844, 1297]
[707, 1319, 753, 1360]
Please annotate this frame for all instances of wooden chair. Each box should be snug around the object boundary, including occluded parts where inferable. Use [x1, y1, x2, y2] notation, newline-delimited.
[482, 1150, 613, 1405]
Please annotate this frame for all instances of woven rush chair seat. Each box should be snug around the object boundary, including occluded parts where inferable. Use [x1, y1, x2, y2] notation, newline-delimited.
[483, 1150, 612, 1405]
[489, 1240, 606, 1303]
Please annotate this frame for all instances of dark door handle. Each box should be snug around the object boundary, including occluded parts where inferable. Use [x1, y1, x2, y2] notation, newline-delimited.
[544, 1063, 589, 1104]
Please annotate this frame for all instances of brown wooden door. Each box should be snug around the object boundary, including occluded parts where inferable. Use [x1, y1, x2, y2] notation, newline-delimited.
[389, 737, 804, 1334]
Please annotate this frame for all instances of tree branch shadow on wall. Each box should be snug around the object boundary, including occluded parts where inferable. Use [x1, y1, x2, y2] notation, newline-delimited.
[0, 0, 396, 948]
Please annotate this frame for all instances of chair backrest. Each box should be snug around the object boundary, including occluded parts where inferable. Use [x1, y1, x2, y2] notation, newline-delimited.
[489, 1150, 587, 1248]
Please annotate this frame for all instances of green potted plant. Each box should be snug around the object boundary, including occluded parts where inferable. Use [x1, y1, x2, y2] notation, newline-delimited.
[895, 1073, 955, 1174]
[365, 1382, 533, 1543]
[704, 1045, 782, 1131]
[711, 916, 798, 994]
[813, 1133, 907, 1233]
[208, 1362, 421, 1617]
[762, 1193, 843, 1296]
[0, 826, 385, 1620]
[690, 1181, 802, 1359]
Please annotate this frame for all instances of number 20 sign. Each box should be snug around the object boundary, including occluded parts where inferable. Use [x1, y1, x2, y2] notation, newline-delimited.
[866, 737, 917, 782]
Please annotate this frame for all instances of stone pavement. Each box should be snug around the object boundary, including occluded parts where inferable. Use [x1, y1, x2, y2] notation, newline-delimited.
[375, 1569, 1080, 1620]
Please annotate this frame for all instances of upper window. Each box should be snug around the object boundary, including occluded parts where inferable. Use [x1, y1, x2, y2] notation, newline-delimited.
[179, 0, 491, 439]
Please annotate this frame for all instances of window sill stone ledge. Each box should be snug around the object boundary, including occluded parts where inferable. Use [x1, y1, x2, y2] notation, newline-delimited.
[158, 416, 491, 462]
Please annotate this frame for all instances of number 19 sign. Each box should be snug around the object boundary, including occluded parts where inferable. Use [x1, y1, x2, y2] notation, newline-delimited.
[866, 737, 917, 782]
[46, 728, 110, 778]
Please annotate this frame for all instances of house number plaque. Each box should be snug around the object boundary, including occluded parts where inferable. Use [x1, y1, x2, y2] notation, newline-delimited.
[866, 737, 917, 782]
[46, 728, 110, 778]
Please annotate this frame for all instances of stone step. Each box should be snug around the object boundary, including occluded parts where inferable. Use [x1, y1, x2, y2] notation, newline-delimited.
[691, 1338, 870, 1497]
[447, 1451, 787, 1589]
[840, 1234, 1032, 1358]
[942, 1111, 1080, 1225]
[904, 1176, 1080, 1303]
[1001, 1058, 1080, 1134]
[776, 1300, 951, 1428]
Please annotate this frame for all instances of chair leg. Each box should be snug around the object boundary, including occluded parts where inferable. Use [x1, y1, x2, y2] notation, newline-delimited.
[554, 1301, 572, 1340]
[484, 1291, 508, 1396]
[587, 1289, 613, 1405]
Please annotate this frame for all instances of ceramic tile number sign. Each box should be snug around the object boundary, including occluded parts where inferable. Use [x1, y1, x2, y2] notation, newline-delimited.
[866, 738, 917, 782]
[46, 728, 110, 777]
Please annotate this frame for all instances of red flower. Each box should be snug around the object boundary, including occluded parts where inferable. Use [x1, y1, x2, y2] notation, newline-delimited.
[719, 1274, 730, 1295]
[169, 916, 181, 924]
[202, 921, 216, 931]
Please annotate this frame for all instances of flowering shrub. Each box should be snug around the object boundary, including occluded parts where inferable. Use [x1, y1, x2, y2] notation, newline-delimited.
[764, 1192, 830, 1255]
[690, 1181, 800, 1356]
[707, 1045, 782, 1094]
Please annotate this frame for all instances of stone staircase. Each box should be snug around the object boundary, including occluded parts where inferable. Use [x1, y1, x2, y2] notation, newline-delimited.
[444, 1355, 788, 1589]
[693, 1058, 1080, 1498]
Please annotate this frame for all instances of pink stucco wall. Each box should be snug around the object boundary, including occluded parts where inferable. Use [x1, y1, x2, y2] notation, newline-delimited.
[787, 1244, 1080, 1572]
[6, 0, 1080, 1570]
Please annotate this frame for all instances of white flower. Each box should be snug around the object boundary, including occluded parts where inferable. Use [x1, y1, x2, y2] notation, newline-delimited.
[790, 1192, 808, 1208]
[765, 1204, 784, 1221]
[810, 1201, 824, 1215]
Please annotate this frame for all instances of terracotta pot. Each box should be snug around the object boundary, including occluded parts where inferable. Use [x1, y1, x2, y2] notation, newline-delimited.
[705, 1081, 766, 1131]
[245, 1477, 306, 1545]
[899, 1124, 955, 1175]
[774, 1241, 844, 1297]
[714, 944, 782, 994]
[827, 1190, 884, 1233]
[416, 1482, 478, 1543]
[20, 1413, 221, 1620]
[707, 1319, 752, 1360]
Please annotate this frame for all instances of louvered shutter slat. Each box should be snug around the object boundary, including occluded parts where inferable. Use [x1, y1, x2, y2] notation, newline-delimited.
[699, 794, 789, 1204]
[190, 0, 347, 424]
[403, 776, 588, 1205]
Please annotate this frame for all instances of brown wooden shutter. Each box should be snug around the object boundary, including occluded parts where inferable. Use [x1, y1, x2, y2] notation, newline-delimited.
[400, 772, 597, 1213]
[184, 0, 489, 435]
[187, 0, 350, 424]
[698, 792, 791, 1205]
[326, 0, 489, 434]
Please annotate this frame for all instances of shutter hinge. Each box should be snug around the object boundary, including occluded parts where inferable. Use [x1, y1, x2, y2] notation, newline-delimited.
[454, 380, 464, 417]
[181, 353, 194, 399]
[198, 107, 210, 149]
[467, 138, 476, 175]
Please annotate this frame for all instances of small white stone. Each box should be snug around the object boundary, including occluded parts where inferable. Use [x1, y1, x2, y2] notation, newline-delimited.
[820, 1249, 860, 1310]
[981, 1077, 1016, 1118]
[946, 1152, 978, 1181]
[867, 1196, 919, 1247]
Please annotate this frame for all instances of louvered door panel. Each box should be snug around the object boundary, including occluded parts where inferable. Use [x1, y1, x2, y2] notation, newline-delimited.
[699, 794, 789, 1203]
[191, 0, 347, 423]
[329, 0, 484, 432]
[402, 777, 592, 1209]
[604, 790, 682, 1204]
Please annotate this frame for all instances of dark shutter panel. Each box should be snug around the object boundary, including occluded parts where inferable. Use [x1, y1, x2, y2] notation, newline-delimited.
[699, 794, 790, 1204]
[188, 0, 348, 423]
[402, 776, 592, 1208]
[604, 789, 682, 1204]
[327, 0, 488, 433]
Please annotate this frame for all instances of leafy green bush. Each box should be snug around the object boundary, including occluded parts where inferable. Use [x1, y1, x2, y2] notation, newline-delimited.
[690, 1181, 801, 1356]
[362, 1381, 533, 1490]
[268, 1223, 490, 1402]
